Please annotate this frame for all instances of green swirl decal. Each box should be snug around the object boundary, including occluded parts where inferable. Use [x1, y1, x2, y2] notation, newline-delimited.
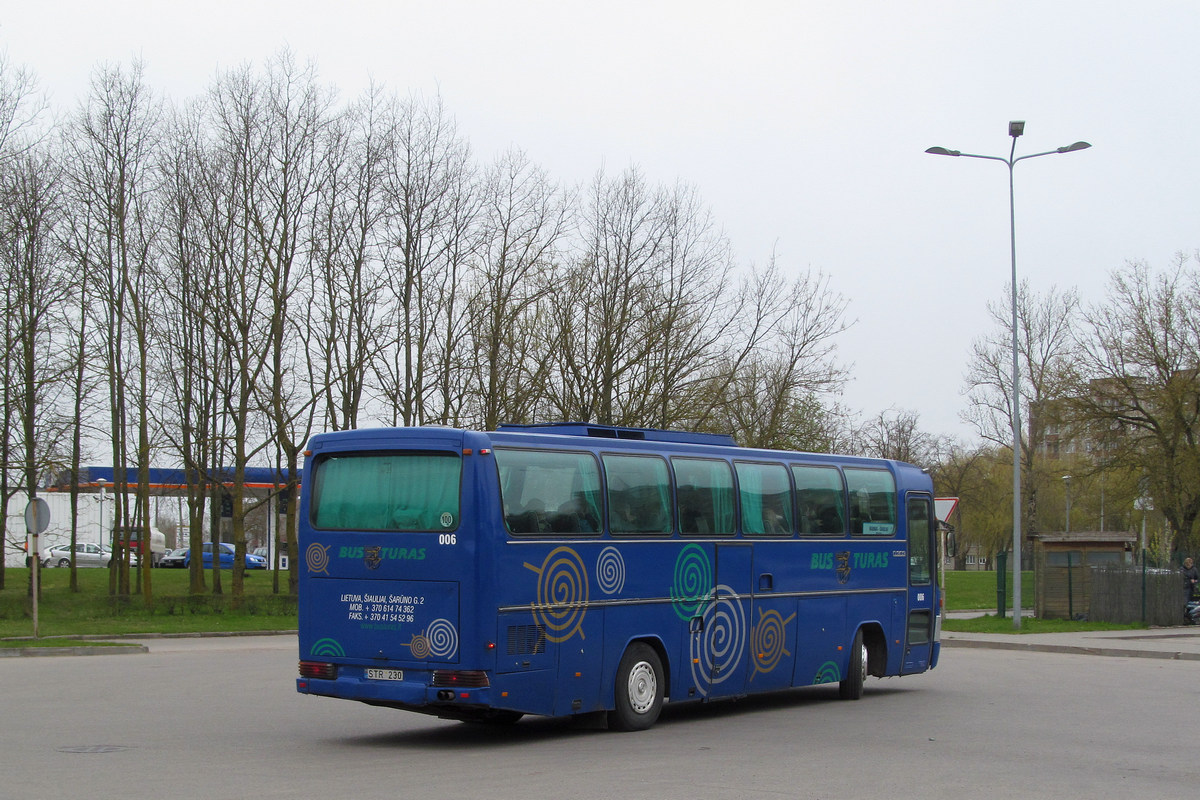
[671, 544, 714, 620]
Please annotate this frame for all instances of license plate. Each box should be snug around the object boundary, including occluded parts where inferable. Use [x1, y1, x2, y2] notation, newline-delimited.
[365, 668, 405, 681]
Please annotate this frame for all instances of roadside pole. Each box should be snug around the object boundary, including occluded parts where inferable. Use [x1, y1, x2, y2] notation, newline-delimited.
[24, 497, 50, 639]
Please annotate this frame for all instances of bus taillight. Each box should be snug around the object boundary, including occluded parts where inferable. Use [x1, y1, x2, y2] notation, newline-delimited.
[299, 661, 338, 680]
[432, 670, 490, 688]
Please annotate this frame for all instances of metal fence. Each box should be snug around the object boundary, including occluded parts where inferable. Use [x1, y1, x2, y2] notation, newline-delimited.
[1088, 566, 1189, 626]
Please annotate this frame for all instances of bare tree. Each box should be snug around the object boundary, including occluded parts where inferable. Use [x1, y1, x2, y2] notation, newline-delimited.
[152, 98, 224, 594]
[465, 147, 568, 428]
[1, 146, 73, 601]
[855, 408, 943, 467]
[64, 60, 162, 600]
[707, 263, 851, 450]
[964, 281, 1080, 538]
[0, 55, 48, 590]
[1073, 255, 1200, 552]
[309, 84, 391, 433]
[375, 93, 474, 426]
[548, 166, 668, 425]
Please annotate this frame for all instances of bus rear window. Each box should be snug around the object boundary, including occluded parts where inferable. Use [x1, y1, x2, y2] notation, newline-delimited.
[310, 452, 461, 531]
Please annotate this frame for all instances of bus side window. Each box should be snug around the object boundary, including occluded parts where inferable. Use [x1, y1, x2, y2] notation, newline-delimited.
[672, 457, 735, 536]
[735, 462, 792, 536]
[792, 465, 846, 536]
[844, 467, 897, 536]
[603, 454, 672, 535]
[495, 448, 602, 536]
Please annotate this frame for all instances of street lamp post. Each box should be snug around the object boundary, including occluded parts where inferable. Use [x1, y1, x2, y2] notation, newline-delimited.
[1063, 475, 1072, 533]
[97, 480, 108, 546]
[926, 122, 1090, 629]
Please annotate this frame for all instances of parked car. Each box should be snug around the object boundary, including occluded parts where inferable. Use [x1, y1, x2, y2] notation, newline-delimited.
[41, 542, 137, 569]
[159, 548, 189, 568]
[252, 545, 287, 569]
[186, 542, 267, 570]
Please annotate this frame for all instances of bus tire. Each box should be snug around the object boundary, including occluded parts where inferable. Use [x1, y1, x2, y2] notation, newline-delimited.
[839, 629, 866, 700]
[609, 642, 664, 731]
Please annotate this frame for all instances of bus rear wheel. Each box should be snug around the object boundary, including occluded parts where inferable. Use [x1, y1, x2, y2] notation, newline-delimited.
[839, 629, 866, 700]
[609, 642, 664, 731]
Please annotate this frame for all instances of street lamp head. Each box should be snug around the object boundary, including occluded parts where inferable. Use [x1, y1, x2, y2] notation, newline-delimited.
[1057, 141, 1091, 153]
[925, 146, 961, 156]
[1009, 120, 1025, 138]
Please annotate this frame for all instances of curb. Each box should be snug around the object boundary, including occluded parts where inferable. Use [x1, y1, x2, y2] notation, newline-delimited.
[0, 629, 296, 657]
[0, 644, 148, 658]
[942, 636, 1200, 661]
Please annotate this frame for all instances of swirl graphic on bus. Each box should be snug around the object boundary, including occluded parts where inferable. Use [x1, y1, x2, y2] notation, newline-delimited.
[671, 544, 714, 620]
[688, 585, 745, 696]
[305, 543, 330, 574]
[524, 547, 589, 643]
[813, 661, 842, 684]
[595, 547, 625, 595]
[750, 608, 795, 680]
[406, 618, 459, 660]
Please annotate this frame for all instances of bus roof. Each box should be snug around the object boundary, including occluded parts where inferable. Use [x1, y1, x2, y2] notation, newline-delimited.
[494, 423, 737, 447]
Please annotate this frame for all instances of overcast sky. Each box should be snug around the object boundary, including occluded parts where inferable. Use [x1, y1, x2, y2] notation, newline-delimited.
[4, 1, 1197, 442]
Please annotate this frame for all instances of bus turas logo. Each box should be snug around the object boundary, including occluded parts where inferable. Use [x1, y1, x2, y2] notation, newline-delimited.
[750, 607, 796, 680]
[671, 544, 714, 620]
[836, 551, 851, 584]
[811, 550, 889, 584]
[335, 546, 428, 564]
[306, 543, 331, 574]
[524, 547, 589, 643]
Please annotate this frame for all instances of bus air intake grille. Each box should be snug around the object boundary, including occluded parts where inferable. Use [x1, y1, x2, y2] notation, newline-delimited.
[506, 624, 547, 655]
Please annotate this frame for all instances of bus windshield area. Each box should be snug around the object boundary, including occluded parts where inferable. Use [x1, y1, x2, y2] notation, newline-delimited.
[310, 451, 461, 531]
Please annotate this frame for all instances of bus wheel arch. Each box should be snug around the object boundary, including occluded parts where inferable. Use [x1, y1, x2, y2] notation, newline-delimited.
[860, 622, 888, 678]
[608, 639, 667, 731]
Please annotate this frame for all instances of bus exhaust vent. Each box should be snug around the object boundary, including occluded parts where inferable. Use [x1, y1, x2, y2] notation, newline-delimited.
[506, 624, 547, 655]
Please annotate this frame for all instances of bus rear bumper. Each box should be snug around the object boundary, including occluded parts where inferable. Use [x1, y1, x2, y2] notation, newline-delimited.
[296, 675, 497, 709]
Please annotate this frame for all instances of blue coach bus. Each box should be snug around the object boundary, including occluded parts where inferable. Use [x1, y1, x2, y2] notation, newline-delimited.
[296, 423, 940, 730]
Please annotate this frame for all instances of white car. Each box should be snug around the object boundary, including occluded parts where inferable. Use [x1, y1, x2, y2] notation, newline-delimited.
[41, 542, 137, 568]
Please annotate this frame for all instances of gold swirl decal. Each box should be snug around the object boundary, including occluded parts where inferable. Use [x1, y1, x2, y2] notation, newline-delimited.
[524, 547, 589, 643]
[750, 608, 795, 680]
[305, 543, 330, 574]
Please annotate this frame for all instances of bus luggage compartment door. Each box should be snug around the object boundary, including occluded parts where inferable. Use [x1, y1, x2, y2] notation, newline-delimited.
[305, 578, 460, 663]
[688, 544, 752, 699]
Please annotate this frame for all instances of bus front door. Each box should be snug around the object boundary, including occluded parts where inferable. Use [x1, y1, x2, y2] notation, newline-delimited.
[902, 494, 936, 674]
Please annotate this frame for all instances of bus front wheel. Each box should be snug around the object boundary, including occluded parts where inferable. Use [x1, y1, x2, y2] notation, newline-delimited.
[609, 642, 664, 731]
[839, 629, 866, 700]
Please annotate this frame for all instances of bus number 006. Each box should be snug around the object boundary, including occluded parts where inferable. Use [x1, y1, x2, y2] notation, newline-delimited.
[438, 533, 457, 546]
